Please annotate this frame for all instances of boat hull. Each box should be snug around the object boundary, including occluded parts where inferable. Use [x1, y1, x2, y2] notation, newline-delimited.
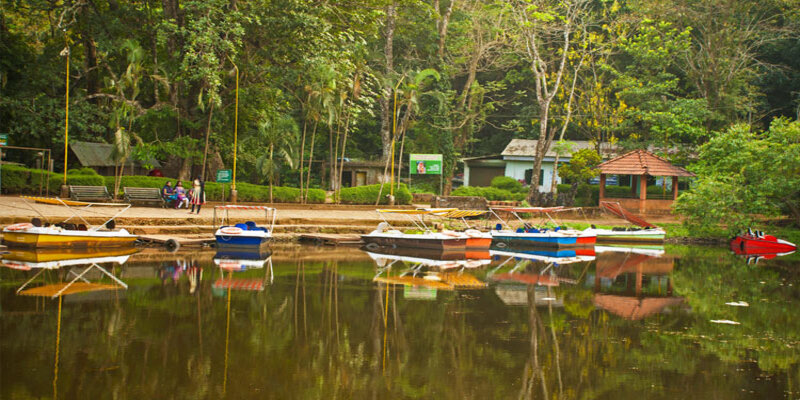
[595, 228, 666, 244]
[2, 230, 137, 248]
[215, 235, 271, 249]
[730, 235, 797, 253]
[491, 231, 596, 248]
[465, 237, 492, 250]
[361, 235, 467, 250]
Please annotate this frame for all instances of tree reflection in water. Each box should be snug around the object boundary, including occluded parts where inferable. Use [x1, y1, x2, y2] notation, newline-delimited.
[0, 246, 799, 398]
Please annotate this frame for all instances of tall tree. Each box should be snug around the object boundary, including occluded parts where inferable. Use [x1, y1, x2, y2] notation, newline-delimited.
[510, 0, 592, 205]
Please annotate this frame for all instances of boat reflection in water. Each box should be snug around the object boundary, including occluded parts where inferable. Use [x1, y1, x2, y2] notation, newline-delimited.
[211, 248, 273, 395]
[367, 246, 489, 300]
[591, 245, 684, 320]
[488, 246, 593, 307]
[0, 247, 131, 400]
[212, 249, 274, 293]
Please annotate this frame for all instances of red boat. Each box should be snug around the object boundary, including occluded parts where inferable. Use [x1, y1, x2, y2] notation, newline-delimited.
[730, 231, 797, 254]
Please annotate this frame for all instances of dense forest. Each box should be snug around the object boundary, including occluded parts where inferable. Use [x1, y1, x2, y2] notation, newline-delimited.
[1, 0, 799, 199]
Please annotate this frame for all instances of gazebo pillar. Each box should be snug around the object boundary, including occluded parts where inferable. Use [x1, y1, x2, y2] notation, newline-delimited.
[639, 174, 647, 214]
[599, 174, 606, 201]
[671, 176, 679, 200]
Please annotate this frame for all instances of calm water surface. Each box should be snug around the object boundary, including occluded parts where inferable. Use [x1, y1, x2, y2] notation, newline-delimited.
[1, 244, 799, 399]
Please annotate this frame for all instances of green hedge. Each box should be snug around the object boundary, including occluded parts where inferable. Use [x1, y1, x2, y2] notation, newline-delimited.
[338, 183, 412, 205]
[490, 176, 524, 193]
[101, 175, 325, 203]
[1, 167, 325, 203]
[451, 186, 526, 201]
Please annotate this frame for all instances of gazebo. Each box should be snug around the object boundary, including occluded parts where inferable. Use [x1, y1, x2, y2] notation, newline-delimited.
[597, 150, 694, 214]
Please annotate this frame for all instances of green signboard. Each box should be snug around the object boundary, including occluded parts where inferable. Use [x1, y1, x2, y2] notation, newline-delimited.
[409, 154, 442, 175]
[0, 134, 7, 146]
[216, 169, 232, 183]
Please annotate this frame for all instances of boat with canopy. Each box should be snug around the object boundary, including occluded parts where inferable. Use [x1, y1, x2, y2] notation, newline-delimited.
[361, 209, 470, 250]
[2, 196, 137, 248]
[421, 208, 493, 249]
[212, 205, 276, 249]
[596, 201, 666, 243]
[489, 206, 597, 248]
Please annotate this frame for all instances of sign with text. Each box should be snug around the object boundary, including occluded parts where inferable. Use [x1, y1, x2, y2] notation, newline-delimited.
[216, 169, 232, 183]
[0, 134, 7, 146]
[409, 154, 442, 175]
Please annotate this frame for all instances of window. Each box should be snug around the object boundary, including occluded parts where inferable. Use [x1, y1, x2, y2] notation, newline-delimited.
[524, 169, 545, 186]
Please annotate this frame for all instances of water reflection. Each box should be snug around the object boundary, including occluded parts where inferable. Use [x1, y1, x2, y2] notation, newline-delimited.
[0, 244, 798, 398]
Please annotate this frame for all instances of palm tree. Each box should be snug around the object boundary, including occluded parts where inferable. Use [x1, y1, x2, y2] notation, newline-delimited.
[256, 112, 299, 202]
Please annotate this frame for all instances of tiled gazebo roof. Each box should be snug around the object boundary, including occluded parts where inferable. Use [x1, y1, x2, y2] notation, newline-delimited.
[593, 295, 685, 320]
[598, 150, 694, 177]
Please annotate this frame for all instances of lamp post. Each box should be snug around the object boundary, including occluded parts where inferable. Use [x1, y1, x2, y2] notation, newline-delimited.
[60, 35, 70, 198]
[230, 61, 239, 203]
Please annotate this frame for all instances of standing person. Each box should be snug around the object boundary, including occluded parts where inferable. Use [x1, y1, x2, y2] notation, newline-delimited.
[190, 178, 205, 214]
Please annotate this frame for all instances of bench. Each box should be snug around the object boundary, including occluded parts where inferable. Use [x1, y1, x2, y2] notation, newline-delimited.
[69, 185, 112, 202]
[124, 187, 167, 207]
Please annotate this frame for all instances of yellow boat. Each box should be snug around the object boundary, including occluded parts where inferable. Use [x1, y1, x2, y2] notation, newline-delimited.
[3, 247, 139, 263]
[3, 197, 138, 248]
[3, 225, 137, 248]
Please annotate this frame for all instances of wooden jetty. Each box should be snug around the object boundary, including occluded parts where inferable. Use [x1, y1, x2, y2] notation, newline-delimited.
[298, 233, 364, 246]
[137, 235, 215, 249]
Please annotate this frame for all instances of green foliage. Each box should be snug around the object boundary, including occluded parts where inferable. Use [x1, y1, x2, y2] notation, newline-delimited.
[451, 186, 526, 201]
[338, 184, 412, 205]
[558, 149, 601, 183]
[490, 176, 523, 193]
[68, 167, 101, 176]
[48, 174, 106, 191]
[675, 119, 800, 234]
[0, 165, 31, 193]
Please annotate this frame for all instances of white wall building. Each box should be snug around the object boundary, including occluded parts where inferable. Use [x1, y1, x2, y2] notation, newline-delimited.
[462, 139, 617, 191]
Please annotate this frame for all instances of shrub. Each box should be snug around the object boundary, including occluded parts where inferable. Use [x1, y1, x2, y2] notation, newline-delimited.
[490, 176, 523, 193]
[1, 165, 31, 194]
[48, 174, 105, 192]
[338, 183, 412, 205]
[68, 167, 100, 176]
[451, 186, 526, 201]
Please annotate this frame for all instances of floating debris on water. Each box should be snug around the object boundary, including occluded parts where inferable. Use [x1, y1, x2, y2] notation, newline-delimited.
[711, 320, 741, 325]
[725, 301, 749, 307]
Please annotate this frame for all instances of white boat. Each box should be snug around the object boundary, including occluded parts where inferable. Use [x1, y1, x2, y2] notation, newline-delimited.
[2, 197, 137, 248]
[212, 205, 276, 249]
[362, 209, 469, 250]
[597, 201, 666, 243]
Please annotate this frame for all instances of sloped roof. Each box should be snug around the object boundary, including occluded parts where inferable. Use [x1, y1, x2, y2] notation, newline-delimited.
[598, 149, 694, 177]
[595, 254, 675, 279]
[501, 139, 618, 159]
[70, 141, 161, 168]
[593, 294, 684, 320]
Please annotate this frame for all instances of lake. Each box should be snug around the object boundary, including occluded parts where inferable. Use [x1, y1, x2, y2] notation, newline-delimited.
[1, 244, 798, 399]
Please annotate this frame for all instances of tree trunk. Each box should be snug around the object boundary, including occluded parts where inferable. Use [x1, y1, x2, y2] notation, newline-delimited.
[299, 104, 309, 198]
[379, 2, 396, 160]
[269, 143, 274, 203]
[337, 110, 353, 204]
[304, 124, 318, 203]
[200, 100, 214, 182]
[437, 0, 456, 59]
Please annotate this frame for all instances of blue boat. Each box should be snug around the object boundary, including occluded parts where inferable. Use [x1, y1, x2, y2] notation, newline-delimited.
[213, 206, 276, 249]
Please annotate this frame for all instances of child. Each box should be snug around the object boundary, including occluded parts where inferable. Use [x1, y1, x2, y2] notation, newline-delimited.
[174, 181, 190, 209]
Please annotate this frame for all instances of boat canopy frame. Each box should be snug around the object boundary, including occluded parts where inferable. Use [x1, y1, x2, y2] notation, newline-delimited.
[489, 207, 583, 230]
[20, 196, 133, 231]
[16, 262, 128, 298]
[213, 205, 277, 233]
